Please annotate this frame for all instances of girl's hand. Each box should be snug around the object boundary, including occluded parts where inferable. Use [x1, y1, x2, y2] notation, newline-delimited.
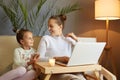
[31, 54, 40, 63]
[66, 32, 78, 42]
[32, 54, 40, 61]
[27, 54, 40, 65]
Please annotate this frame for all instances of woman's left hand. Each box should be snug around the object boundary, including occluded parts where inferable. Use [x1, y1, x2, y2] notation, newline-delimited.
[66, 32, 78, 42]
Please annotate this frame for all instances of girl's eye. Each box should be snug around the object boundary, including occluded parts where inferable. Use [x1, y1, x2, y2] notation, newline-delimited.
[28, 37, 32, 39]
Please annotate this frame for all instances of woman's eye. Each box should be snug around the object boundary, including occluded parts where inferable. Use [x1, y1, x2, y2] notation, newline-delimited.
[49, 25, 54, 28]
[49, 26, 52, 28]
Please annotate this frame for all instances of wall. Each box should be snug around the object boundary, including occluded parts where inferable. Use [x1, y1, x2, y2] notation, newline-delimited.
[71, 0, 120, 79]
[0, 0, 120, 79]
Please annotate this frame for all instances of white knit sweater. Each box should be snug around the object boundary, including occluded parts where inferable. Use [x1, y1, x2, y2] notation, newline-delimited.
[12, 47, 35, 70]
[37, 35, 76, 61]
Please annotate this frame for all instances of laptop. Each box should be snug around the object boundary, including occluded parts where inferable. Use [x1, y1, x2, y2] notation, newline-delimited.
[55, 42, 106, 66]
[78, 37, 96, 42]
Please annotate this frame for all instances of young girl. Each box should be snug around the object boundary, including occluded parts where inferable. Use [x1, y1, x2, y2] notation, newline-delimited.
[0, 29, 39, 80]
[37, 15, 86, 80]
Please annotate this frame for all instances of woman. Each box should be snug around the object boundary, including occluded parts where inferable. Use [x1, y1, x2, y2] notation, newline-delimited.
[37, 14, 86, 80]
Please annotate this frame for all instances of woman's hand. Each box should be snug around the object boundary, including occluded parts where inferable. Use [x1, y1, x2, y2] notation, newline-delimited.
[66, 32, 78, 42]
[54, 56, 69, 64]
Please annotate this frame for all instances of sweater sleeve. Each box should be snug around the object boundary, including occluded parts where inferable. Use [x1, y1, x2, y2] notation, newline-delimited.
[66, 37, 77, 45]
[13, 48, 27, 68]
[37, 36, 49, 61]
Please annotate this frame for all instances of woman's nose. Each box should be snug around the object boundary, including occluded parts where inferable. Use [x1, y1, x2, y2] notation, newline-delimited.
[48, 27, 50, 30]
[48, 28, 51, 31]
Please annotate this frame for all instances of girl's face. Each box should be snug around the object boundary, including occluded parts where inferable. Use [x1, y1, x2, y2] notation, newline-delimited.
[20, 32, 34, 48]
[48, 19, 63, 36]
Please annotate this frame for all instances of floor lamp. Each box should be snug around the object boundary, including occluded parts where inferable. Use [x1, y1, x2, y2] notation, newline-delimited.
[95, 0, 120, 76]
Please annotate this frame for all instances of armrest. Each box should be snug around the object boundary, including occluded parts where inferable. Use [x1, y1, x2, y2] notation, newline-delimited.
[101, 67, 116, 80]
[84, 66, 116, 80]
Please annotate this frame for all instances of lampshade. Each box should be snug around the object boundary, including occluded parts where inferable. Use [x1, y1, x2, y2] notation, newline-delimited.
[95, 0, 120, 20]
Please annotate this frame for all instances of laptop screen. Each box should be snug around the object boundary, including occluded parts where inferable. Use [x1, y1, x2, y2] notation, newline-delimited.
[67, 42, 106, 66]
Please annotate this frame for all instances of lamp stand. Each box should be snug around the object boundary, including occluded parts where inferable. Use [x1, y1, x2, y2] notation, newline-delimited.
[105, 19, 111, 50]
[103, 19, 117, 77]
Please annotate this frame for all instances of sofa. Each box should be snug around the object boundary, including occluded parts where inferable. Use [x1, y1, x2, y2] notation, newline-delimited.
[0, 36, 116, 80]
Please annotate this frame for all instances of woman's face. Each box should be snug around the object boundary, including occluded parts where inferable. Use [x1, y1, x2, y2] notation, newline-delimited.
[48, 19, 63, 36]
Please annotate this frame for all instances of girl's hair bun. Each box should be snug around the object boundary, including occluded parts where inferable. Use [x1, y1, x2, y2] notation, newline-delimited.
[59, 14, 67, 21]
[16, 29, 20, 33]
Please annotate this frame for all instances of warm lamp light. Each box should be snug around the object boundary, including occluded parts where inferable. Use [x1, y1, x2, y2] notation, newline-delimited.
[95, 0, 120, 48]
[95, 0, 120, 20]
